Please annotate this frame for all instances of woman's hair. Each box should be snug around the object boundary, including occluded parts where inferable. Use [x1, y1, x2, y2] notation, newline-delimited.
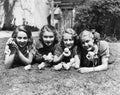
[11, 25, 33, 46]
[61, 28, 78, 46]
[39, 25, 58, 44]
[63, 28, 77, 38]
[79, 29, 94, 41]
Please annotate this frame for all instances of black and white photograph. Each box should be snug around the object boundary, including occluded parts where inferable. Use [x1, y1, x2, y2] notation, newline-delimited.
[0, 0, 119, 95]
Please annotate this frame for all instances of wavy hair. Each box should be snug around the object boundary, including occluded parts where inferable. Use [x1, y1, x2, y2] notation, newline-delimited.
[61, 28, 78, 47]
[11, 25, 33, 47]
[39, 25, 58, 45]
[79, 29, 94, 41]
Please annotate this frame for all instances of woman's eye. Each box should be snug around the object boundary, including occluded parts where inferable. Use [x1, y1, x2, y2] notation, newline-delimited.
[43, 36, 47, 38]
[18, 37, 22, 39]
[69, 39, 73, 41]
[49, 36, 54, 38]
[64, 39, 67, 41]
[86, 40, 89, 43]
[24, 37, 28, 39]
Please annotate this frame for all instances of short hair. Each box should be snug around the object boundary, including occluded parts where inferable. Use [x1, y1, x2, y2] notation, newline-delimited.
[79, 30, 94, 41]
[39, 25, 58, 44]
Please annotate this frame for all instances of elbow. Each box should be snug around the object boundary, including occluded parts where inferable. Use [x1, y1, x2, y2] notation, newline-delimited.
[98, 63, 108, 71]
[4, 63, 12, 69]
[101, 57, 109, 71]
[5, 65, 11, 69]
[103, 64, 108, 70]
[4, 61, 12, 69]
[26, 60, 32, 65]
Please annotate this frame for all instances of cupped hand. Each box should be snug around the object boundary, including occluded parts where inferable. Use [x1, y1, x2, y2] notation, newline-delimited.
[86, 51, 95, 61]
[63, 48, 71, 57]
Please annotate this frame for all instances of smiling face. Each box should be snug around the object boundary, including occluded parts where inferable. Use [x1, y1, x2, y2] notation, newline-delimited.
[81, 36, 94, 51]
[16, 31, 28, 48]
[63, 33, 74, 49]
[42, 31, 55, 46]
[80, 30, 94, 51]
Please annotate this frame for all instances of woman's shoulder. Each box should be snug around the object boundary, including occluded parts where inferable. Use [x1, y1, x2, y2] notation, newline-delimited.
[99, 40, 108, 45]
[54, 42, 64, 52]
[54, 41, 61, 46]
[98, 40, 109, 50]
[34, 39, 44, 49]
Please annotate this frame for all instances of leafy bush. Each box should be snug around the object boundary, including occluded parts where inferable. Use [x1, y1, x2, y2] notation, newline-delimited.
[74, 0, 120, 40]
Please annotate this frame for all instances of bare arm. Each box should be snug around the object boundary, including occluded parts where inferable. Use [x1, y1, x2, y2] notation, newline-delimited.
[4, 51, 16, 69]
[53, 54, 64, 63]
[74, 55, 80, 68]
[79, 56, 108, 73]
[17, 50, 33, 65]
[4, 40, 17, 69]
[34, 51, 44, 63]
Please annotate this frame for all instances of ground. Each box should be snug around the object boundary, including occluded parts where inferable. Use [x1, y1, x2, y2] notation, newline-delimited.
[0, 36, 120, 95]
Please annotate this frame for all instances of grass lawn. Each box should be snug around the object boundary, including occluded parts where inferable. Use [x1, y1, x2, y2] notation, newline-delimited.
[0, 38, 120, 95]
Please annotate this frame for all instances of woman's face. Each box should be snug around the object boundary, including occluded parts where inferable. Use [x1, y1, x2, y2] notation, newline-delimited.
[42, 31, 55, 46]
[81, 35, 94, 51]
[16, 31, 28, 48]
[63, 33, 74, 49]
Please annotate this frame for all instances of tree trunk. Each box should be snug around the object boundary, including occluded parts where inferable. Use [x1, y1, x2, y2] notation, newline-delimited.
[3, 0, 17, 30]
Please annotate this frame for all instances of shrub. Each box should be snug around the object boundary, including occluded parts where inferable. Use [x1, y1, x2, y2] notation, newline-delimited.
[74, 0, 120, 40]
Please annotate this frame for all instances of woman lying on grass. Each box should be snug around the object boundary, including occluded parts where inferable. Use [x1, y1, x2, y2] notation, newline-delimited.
[34, 25, 58, 70]
[78, 30, 110, 73]
[53, 28, 80, 70]
[4, 25, 35, 69]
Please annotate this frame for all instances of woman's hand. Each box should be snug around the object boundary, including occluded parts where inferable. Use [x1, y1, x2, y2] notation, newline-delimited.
[43, 53, 54, 63]
[86, 51, 95, 61]
[63, 48, 71, 57]
[7, 38, 18, 53]
[47, 53, 54, 62]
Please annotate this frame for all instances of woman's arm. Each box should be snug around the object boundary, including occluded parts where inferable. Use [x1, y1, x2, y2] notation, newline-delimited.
[74, 55, 80, 68]
[53, 54, 64, 63]
[4, 38, 18, 69]
[34, 50, 44, 63]
[5, 53, 16, 69]
[17, 50, 33, 65]
[79, 56, 108, 73]
[4, 45, 16, 69]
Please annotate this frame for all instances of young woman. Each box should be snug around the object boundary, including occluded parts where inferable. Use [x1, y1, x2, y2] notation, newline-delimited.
[53, 28, 80, 70]
[34, 25, 58, 70]
[78, 30, 109, 73]
[4, 25, 35, 69]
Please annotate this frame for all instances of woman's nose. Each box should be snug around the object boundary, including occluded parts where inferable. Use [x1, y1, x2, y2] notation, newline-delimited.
[46, 37, 50, 41]
[67, 40, 71, 44]
[20, 38, 24, 42]
[84, 42, 88, 46]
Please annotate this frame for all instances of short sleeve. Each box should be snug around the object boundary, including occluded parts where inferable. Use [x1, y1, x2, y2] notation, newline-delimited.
[98, 41, 109, 57]
[71, 46, 81, 58]
[72, 46, 78, 56]
[54, 43, 63, 57]
[35, 39, 43, 50]
[94, 32, 100, 40]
